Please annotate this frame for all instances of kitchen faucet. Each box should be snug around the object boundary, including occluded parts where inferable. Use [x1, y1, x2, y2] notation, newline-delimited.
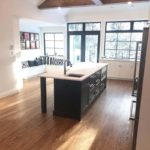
[64, 59, 72, 75]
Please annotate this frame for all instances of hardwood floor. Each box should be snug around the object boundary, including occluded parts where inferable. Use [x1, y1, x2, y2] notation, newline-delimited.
[0, 78, 134, 150]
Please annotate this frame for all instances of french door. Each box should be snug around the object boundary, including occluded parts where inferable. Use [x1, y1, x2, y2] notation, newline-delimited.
[68, 33, 100, 64]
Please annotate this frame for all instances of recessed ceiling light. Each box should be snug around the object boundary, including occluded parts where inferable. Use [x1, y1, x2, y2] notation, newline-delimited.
[128, 1, 133, 6]
[57, 7, 61, 11]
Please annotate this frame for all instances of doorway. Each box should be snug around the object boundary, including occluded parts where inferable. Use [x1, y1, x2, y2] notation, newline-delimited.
[67, 22, 100, 64]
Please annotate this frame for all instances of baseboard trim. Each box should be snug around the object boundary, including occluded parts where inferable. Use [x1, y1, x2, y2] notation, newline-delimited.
[0, 88, 19, 99]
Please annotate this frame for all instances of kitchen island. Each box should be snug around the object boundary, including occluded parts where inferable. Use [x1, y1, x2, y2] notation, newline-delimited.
[40, 63, 108, 120]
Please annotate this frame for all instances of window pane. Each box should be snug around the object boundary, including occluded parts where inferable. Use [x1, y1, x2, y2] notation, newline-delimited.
[45, 48, 55, 55]
[131, 33, 143, 41]
[130, 51, 136, 59]
[117, 22, 130, 30]
[45, 41, 54, 48]
[105, 50, 116, 58]
[85, 23, 100, 31]
[75, 24, 83, 31]
[93, 23, 101, 30]
[55, 34, 64, 40]
[70, 35, 81, 64]
[105, 42, 117, 49]
[85, 23, 93, 31]
[69, 24, 83, 31]
[130, 42, 137, 50]
[117, 42, 130, 49]
[85, 35, 98, 63]
[55, 49, 64, 56]
[107, 22, 130, 31]
[134, 21, 147, 30]
[107, 23, 118, 31]
[117, 50, 129, 59]
[45, 34, 54, 40]
[118, 33, 131, 41]
[55, 41, 64, 49]
[69, 24, 75, 31]
[106, 33, 117, 41]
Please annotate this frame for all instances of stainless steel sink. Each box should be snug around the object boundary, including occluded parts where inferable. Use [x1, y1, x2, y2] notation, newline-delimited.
[67, 73, 84, 78]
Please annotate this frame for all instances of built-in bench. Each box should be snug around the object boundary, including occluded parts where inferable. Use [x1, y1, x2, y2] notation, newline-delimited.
[22, 56, 64, 79]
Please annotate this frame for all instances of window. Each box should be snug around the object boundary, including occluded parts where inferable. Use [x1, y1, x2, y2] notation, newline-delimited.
[85, 23, 101, 31]
[68, 24, 83, 31]
[105, 21, 147, 60]
[67, 22, 101, 63]
[44, 33, 64, 56]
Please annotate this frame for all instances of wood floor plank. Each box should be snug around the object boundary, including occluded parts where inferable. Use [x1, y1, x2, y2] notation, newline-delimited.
[0, 78, 133, 150]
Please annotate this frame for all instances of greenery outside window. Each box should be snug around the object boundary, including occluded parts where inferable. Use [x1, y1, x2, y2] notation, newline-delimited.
[105, 21, 147, 60]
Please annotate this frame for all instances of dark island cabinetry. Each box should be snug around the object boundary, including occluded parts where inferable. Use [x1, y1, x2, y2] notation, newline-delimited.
[53, 66, 107, 120]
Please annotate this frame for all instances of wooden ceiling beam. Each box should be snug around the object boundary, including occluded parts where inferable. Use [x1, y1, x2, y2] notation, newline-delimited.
[38, 0, 96, 9]
[38, 0, 149, 9]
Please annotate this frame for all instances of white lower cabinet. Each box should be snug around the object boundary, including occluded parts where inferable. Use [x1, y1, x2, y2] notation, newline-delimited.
[100, 60, 139, 80]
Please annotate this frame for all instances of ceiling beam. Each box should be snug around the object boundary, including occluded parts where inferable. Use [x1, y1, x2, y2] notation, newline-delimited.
[38, 0, 149, 9]
[39, 0, 95, 9]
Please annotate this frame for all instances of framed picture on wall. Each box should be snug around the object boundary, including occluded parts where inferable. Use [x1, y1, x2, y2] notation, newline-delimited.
[35, 34, 39, 40]
[35, 41, 40, 49]
[21, 42, 26, 50]
[20, 32, 24, 42]
[25, 40, 30, 49]
[31, 41, 36, 49]
[30, 33, 35, 41]
[24, 32, 30, 40]
[20, 32, 40, 50]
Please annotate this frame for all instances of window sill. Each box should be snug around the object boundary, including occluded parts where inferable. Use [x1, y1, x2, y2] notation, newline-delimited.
[100, 58, 140, 62]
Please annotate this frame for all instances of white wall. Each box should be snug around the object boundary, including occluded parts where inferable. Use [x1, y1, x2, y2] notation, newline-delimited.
[0, 0, 60, 98]
[19, 19, 44, 61]
[66, 5, 149, 80]
[0, 1, 23, 98]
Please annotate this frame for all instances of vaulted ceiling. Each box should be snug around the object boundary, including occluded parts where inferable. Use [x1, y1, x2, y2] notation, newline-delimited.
[38, 0, 149, 9]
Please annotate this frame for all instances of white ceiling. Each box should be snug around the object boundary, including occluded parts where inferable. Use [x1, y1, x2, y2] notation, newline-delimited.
[20, 1, 150, 28]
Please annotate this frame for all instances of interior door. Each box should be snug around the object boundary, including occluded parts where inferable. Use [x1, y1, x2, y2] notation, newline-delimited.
[85, 34, 99, 63]
[69, 35, 82, 64]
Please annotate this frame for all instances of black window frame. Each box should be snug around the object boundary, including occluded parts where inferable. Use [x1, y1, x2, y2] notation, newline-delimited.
[104, 20, 147, 60]
[44, 32, 64, 56]
[67, 22, 101, 63]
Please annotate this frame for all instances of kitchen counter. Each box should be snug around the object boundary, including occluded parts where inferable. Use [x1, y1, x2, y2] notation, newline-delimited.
[39, 62, 108, 120]
[39, 62, 108, 81]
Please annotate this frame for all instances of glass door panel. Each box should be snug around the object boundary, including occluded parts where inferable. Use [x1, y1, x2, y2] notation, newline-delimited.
[85, 35, 99, 63]
[69, 35, 81, 64]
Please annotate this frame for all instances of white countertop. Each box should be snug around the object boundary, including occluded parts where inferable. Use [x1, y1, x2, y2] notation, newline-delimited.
[39, 62, 108, 81]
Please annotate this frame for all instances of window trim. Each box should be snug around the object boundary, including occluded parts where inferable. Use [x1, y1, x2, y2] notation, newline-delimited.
[104, 20, 147, 60]
[44, 32, 64, 56]
[67, 22, 101, 62]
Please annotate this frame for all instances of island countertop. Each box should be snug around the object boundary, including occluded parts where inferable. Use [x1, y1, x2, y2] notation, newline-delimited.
[39, 62, 108, 81]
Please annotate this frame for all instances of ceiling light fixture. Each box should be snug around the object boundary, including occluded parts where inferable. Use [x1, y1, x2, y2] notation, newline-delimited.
[57, 7, 61, 11]
[128, 1, 133, 6]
